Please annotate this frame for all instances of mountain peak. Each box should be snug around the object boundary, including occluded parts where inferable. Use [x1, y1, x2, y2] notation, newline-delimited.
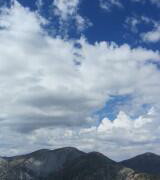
[87, 151, 115, 163]
[121, 152, 160, 175]
[143, 152, 157, 156]
[54, 146, 80, 152]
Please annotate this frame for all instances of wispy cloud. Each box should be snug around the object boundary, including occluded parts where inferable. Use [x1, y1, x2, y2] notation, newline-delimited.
[125, 15, 160, 43]
[99, 0, 123, 12]
[132, 0, 160, 7]
[52, 0, 91, 34]
[150, 0, 160, 7]
[125, 15, 156, 33]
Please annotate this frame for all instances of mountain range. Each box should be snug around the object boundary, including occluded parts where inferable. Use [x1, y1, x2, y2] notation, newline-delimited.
[0, 147, 160, 180]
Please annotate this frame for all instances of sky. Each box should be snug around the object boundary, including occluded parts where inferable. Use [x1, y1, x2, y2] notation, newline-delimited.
[0, 0, 160, 161]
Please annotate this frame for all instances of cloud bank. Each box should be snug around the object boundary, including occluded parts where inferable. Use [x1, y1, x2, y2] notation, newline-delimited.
[0, 0, 160, 160]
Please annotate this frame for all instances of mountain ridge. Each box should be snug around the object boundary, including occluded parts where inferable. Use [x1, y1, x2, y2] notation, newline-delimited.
[0, 147, 160, 180]
[121, 152, 160, 175]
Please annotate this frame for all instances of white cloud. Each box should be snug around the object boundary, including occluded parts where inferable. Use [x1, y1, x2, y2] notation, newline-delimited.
[2, 107, 159, 161]
[100, 0, 160, 10]
[0, 0, 160, 159]
[125, 15, 156, 34]
[36, 0, 43, 10]
[99, 0, 123, 12]
[125, 17, 140, 33]
[53, 0, 79, 20]
[125, 15, 160, 43]
[52, 0, 91, 33]
[75, 15, 92, 32]
[141, 25, 160, 43]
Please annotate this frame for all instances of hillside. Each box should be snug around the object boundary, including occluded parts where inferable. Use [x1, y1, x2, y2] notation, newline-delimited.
[0, 148, 159, 180]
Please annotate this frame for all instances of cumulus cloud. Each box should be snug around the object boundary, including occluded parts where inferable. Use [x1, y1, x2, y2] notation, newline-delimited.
[141, 24, 160, 43]
[2, 107, 160, 160]
[0, 0, 160, 159]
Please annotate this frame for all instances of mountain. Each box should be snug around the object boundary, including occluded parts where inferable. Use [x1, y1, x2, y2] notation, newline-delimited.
[48, 151, 158, 180]
[48, 151, 121, 180]
[0, 147, 85, 180]
[121, 152, 160, 175]
[0, 148, 159, 180]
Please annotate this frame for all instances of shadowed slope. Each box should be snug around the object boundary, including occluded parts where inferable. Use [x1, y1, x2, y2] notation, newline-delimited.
[121, 152, 160, 175]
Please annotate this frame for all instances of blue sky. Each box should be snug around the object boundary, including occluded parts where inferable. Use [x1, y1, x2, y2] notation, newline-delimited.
[5, 0, 160, 46]
[0, 0, 160, 160]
